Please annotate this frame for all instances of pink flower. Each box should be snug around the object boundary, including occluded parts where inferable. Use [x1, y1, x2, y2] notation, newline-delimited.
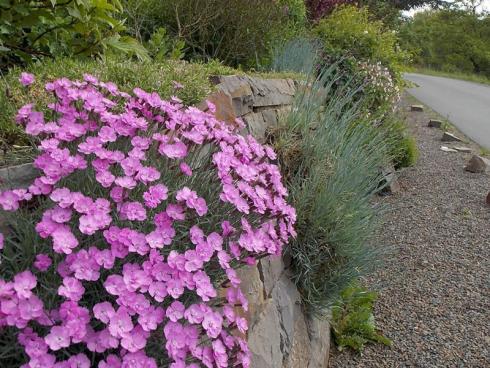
[68, 353, 90, 368]
[166, 204, 185, 221]
[143, 184, 168, 208]
[120, 326, 148, 352]
[115, 176, 137, 190]
[2, 75, 297, 366]
[179, 162, 193, 176]
[159, 141, 188, 159]
[108, 307, 133, 338]
[0, 232, 3, 250]
[202, 311, 223, 338]
[93, 302, 115, 324]
[166, 301, 185, 322]
[51, 226, 79, 254]
[58, 277, 85, 301]
[19, 72, 35, 86]
[184, 304, 206, 324]
[135, 166, 160, 184]
[149, 281, 168, 302]
[119, 201, 147, 221]
[13, 271, 37, 299]
[44, 325, 70, 351]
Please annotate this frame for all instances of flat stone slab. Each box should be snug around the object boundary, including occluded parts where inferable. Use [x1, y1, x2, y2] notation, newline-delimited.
[428, 119, 443, 128]
[0, 163, 38, 189]
[441, 132, 463, 142]
[453, 146, 472, 153]
[440, 146, 458, 152]
[410, 105, 424, 112]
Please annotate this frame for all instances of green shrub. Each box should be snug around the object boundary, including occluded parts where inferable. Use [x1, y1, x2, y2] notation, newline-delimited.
[122, 0, 304, 68]
[396, 135, 418, 168]
[399, 9, 490, 78]
[383, 116, 419, 169]
[0, 57, 237, 145]
[144, 27, 185, 62]
[0, 0, 147, 68]
[271, 61, 394, 314]
[313, 5, 407, 74]
[331, 283, 392, 352]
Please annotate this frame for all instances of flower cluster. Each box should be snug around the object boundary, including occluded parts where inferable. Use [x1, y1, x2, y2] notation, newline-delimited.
[358, 60, 401, 108]
[0, 73, 296, 367]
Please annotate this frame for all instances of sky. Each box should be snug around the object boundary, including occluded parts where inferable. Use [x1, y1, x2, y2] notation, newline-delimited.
[404, 0, 490, 16]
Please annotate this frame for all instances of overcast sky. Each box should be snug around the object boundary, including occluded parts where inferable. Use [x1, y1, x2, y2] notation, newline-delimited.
[404, 0, 490, 16]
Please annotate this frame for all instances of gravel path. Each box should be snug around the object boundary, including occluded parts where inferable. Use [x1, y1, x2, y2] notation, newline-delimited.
[329, 94, 490, 368]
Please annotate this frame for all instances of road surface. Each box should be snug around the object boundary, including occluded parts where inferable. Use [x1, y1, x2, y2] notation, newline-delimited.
[404, 73, 490, 149]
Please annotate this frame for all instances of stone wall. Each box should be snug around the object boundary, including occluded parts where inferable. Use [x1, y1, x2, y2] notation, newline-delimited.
[204, 75, 331, 368]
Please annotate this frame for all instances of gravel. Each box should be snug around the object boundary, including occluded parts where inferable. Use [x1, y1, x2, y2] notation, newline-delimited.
[329, 94, 490, 368]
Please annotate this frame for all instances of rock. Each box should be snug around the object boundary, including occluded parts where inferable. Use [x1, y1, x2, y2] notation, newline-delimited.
[440, 146, 458, 153]
[306, 315, 331, 368]
[453, 146, 472, 153]
[259, 256, 284, 297]
[464, 155, 489, 173]
[0, 163, 38, 189]
[248, 300, 283, 368]
[441, 132, 463, 142]
[410, 105, 424, 112]
[283, 314, 310, 368]
[199, 91, 237, 125]
[486, 191, 490, 206]
[379, 164, 400, 194]
[271, 273, 303, 358]
[236, 266, 265, 319]
[242, 112, 268, 142]
[212, 75, 254, 116]
[249, 78, 295, 107]
[428, 119, 443, 128]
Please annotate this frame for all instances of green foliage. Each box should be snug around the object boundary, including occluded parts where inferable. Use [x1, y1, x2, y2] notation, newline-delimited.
[383, 115, 419, 169]
[271, 58, 395, 314]
[314, 5, 407, 73]
[145, 27, 185, 61]
[272, 38, 322, 75]
[0, 57, 237, 145]
[399, 9, 490, 78]
[331, 282, 392, 352]
[278, 0, 307, 24]
[0, 0, 148, 68]
[122, 0, 305, 68]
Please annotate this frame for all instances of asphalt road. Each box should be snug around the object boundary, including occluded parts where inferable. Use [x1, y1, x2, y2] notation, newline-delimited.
[404, 73, 490, 149]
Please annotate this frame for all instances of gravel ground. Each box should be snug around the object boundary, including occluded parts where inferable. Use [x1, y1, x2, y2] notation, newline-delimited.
[329, 94, 490, 368]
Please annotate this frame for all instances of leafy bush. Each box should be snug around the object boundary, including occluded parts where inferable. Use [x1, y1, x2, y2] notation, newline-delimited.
[331, 283, 392, 351]
[314, 5, 407, 74]
[145, 28, 185, 62]
[396, 135, 418, 168]
[0, 74, 296, 366]
[305, 0, 355, 21]
[0, 57, 237, 146]
[122, 0, 303, 68]
[399, 9, 490, 78]
[357, 61, 400, 115]
[0, 0, 147, 68]
[378, 114, 419, 169]
[271, 62, 394, 314]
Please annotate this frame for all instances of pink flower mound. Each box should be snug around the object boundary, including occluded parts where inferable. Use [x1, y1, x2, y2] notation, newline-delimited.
[0, 74, 296, 367]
